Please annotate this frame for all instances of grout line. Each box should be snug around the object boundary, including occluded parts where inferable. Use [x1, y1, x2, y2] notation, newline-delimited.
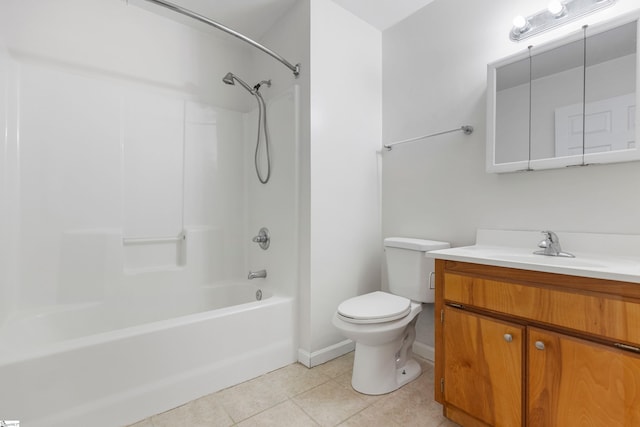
[288, 397, 321, 426]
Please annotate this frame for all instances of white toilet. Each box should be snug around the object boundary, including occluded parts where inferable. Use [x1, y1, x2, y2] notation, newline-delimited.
[332, 237, 450, 395]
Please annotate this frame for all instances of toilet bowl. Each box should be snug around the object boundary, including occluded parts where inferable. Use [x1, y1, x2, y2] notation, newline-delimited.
[332, 238, 450, 395]
[332, 292, 422, 395]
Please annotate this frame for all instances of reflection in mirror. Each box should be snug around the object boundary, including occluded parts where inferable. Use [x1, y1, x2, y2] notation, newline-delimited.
[582, 21, 637, 157]
[530, 38, 584, 164]
[488, 13, 640, 173]
[495, 57, 531, 165]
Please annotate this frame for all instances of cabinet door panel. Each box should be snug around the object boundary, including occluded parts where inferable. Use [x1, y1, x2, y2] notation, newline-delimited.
[443, 307, 523, 426]
[528, 327, 640, 426]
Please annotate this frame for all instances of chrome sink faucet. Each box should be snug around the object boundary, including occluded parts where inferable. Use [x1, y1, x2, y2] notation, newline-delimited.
[534, 231, 575, 258]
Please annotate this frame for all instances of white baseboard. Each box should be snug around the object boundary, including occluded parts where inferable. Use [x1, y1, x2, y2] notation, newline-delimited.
[412, 341, 435, 362]
[298, 340, 432, 368]
[298, 339, 355, 368]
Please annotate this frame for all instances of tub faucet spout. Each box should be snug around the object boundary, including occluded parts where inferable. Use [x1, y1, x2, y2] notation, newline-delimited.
[248, 269, 267, 279]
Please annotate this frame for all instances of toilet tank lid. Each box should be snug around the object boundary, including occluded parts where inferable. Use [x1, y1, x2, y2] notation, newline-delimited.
[384, 237, 450, 251]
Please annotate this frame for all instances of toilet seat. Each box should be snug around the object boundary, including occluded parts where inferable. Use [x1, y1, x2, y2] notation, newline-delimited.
[337, 291, 411, 324]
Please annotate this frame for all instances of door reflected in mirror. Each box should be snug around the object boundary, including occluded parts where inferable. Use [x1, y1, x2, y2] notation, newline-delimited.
[583, 21, 637, 157]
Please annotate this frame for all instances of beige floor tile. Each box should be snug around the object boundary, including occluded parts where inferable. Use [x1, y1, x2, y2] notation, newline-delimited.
[263, 362, 332, 397]
[126, 418, 154, 427]
[216, 374, 289, 422]
[237, 400, 319, 427]
[338, 403, 402, 427]
[293, 380, 370, 426]
[403, 362, 436, 401]
[124, 353, 458, 427]
[373, 387, 445, 426]
[333, 371, 390, 406]
[438, 418, 462, 426]
[150, 395, 233, 427]
[333, 371, 353, 390]
[311, 352, 354, 379]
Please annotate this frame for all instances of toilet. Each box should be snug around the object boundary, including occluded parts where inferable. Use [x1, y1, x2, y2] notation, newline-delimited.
[332, 237, 450, 395]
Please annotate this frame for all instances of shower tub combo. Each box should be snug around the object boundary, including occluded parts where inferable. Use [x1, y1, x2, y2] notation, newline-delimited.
[0, 0, 301, 425]
[0, 77, 300, 426]
[0, 282, 295, 427]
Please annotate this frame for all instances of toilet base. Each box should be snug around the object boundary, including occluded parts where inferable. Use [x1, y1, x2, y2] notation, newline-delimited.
[351, 339, 422, 395]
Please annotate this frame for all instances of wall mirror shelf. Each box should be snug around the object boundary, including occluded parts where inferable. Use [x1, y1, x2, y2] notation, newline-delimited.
[486, 12, 640, 173]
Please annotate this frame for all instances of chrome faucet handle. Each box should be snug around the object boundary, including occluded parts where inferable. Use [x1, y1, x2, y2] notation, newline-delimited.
[252, 227, 270, 250]
[540, 230, 559, 243]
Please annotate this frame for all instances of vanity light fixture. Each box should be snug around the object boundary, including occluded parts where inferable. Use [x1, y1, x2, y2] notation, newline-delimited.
[547, 0, 567, 18]
[510, 0, 616, 41]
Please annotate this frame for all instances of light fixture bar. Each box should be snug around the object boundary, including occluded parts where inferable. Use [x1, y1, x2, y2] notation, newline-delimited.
[510, 0, 616, 42]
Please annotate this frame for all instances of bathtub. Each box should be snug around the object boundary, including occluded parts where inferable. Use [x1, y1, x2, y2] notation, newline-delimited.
[0, 283, 296, 427]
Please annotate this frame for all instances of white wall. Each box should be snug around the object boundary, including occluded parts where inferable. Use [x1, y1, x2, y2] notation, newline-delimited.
[298, 0, 382, 365]
[382, 0, 640, 356]
[0, 0, 255, 111]
[253, 0, 384, 366]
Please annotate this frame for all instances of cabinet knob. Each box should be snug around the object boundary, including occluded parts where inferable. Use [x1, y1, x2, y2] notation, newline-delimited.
[535, 341, 545, 350]
[503, 333, 513, 343]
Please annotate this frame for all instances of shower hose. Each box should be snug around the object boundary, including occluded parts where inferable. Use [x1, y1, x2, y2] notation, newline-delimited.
[254, 91, 271, 184]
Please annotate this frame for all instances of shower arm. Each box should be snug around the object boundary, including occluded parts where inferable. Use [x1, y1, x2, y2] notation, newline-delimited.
[138, 0, 301, 78]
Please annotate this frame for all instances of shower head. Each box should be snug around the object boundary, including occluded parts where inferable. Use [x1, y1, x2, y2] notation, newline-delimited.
[222, 72, 235, 85]
[221, 72, 255, 94]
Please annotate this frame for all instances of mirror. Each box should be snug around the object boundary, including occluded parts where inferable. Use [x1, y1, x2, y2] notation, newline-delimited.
[583, 21, 637, 162]
[487, 13, 639, 173]
[530, 37, 585, 168]
[494, 56, 531, 168]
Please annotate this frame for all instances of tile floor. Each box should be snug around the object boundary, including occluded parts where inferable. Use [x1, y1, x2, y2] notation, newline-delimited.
[128, 352, 460, 427]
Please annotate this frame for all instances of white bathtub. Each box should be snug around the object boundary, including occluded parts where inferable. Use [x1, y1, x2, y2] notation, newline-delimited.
[0, 283, 296, 427]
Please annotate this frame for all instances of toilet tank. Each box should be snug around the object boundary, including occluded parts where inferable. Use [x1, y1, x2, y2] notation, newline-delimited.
[384, 237, 450, 303]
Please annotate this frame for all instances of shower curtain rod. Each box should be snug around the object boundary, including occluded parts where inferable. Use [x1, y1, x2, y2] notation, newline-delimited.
[383, 125, 474, 150]
[139, 0, 301, 78]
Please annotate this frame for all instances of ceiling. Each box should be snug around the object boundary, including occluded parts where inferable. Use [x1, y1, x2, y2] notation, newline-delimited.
[137, 0, 436, 39]
[332, 0, 435, 31]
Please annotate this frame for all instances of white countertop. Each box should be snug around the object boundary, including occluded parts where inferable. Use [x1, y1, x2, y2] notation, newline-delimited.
[426, 229, 640, 284]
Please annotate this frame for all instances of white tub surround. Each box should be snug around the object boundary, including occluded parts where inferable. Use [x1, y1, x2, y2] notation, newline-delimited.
[428, 229, 640, 283]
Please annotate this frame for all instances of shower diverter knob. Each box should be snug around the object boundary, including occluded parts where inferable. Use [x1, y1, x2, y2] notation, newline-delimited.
[252, 227, 270, 250]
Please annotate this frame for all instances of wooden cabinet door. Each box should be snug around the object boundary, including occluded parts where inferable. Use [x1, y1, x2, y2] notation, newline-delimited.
[528, 327, 640, 426]
[443, 306, 524, 426]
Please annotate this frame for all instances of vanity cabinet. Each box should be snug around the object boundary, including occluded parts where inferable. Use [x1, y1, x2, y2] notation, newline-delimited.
[434, 260, 640, 427]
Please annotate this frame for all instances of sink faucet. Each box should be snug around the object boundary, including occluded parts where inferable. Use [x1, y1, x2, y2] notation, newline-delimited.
[248, 269, 267, 279]
[534, 231, 574, 258]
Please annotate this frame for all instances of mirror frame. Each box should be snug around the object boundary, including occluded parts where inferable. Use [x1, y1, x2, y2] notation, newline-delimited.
[486, 11, 640, 173]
